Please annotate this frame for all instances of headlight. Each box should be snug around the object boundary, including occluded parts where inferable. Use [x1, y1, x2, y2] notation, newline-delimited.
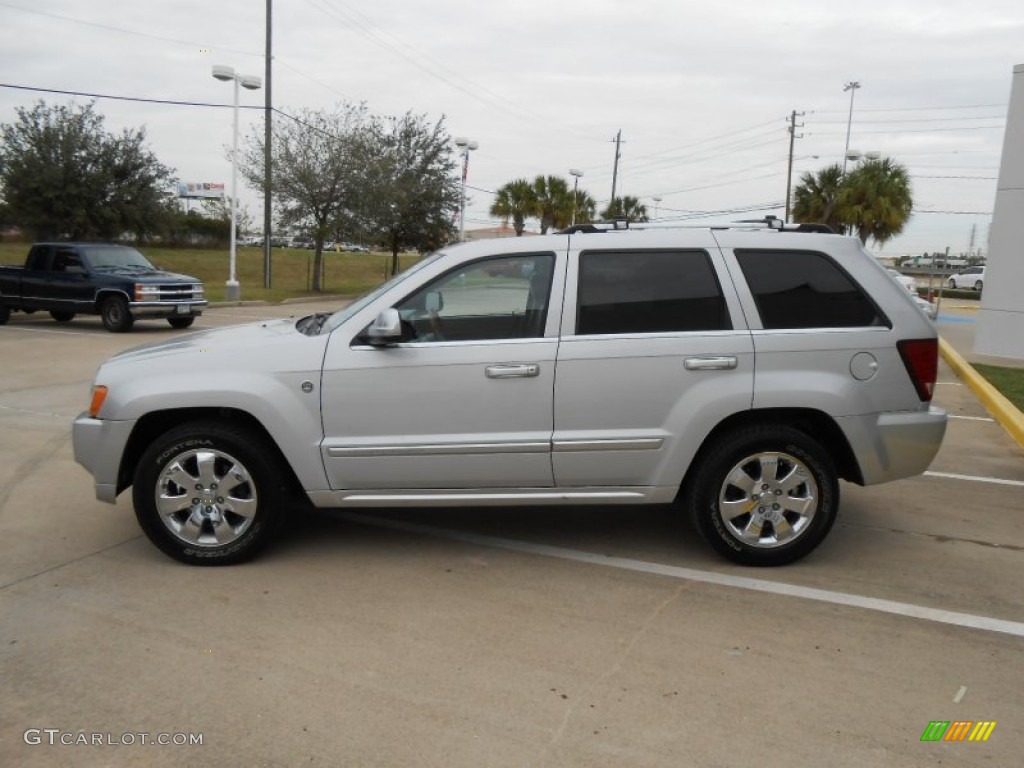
[134, 284, 160, 301]
[192, 283, 205, 296]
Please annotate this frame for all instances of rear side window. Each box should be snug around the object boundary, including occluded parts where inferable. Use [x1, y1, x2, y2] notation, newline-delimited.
[577, 249, 730, 335]
[735, 249, 887, 329]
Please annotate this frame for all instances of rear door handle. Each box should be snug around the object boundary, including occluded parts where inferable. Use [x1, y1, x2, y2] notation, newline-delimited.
[485, 364, 540, 379]
[684, 356, 738, 371]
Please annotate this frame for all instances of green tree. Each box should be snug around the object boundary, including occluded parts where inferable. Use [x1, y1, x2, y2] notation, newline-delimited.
[240, 103, 371, 291]
[0, 100, 176, 240]
[791, 164, 847, 234]
[601, 196, 649, 223]
[792, 157, 912, 246]
[359, 112, 461, 276]
[572, 190, 597, 225]
[841, 157, 913, 247]
[532, 175, 572, 234]
[489, 179, 536, 236]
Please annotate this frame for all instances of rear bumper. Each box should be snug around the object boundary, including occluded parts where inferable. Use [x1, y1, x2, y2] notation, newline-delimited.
[838, 406, 948, 485]
[72, 413, 137, 503]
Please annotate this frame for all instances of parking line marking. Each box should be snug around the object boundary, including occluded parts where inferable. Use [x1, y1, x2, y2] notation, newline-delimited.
[0, 326, 83, 336]
[334, 513, 1024, 639]
[924, 471, 1024, 487]
[0, 404, 67, 418]
[947, 415, 995, 422]
[954, 685, 968, 704]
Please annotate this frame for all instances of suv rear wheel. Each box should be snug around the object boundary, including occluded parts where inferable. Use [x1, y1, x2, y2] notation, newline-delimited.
[685, 424, 839, 566]
[133, 422, 288, 565]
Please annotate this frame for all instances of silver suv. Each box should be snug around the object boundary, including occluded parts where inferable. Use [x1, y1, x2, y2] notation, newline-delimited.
[73, 222, 947, 566]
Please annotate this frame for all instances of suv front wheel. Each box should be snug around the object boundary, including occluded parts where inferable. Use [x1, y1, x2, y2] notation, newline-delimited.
[133, 422, 287, 565]
[685, 425, 839, 566]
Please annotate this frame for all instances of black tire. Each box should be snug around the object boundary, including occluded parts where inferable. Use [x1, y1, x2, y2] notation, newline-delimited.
[947, 279, 957, 289]
[50, 310, 75, 322]
[0, 302, 9, 325]
[168, 316, 195, 329]
[684, 424, 839, 566]
[100, 295, 133, 332]
[132, 422, 288, 565]
[974, 280, 983, 292]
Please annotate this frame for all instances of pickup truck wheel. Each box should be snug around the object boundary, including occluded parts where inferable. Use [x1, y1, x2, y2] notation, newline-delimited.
[167, 316, 195, 329]
[50, 310, 75, 322]
[974, 280, 983, 292]
[684, 425, 839, 566]
[100, 295, 133, 332]
[0, 302, 9, 325]
[133, 422, 287, 565]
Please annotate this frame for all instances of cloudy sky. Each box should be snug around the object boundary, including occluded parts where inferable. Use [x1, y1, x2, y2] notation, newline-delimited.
[1, 0, 1021, 256]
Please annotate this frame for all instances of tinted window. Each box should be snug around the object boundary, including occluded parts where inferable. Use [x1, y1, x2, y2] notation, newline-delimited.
[577, 249, 729, 335]
[735, 249, 886, 329]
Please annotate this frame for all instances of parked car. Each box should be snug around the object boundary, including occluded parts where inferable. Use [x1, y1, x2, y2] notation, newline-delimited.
[0, 243, 206, 332]
[886, 268, 917, 295]
[946, 266, 986, 291]
[73, 221, 946, 566]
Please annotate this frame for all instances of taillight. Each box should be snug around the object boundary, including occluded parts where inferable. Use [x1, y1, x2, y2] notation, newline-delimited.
[897, 339, 938, 402]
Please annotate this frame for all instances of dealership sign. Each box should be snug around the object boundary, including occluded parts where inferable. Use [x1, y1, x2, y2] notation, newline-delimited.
[177, 182, 225, 200]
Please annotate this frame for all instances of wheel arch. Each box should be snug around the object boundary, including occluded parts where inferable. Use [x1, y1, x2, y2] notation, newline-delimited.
[94, 288, 131, 311]
[678, 407, 864, 501]
[116, 407, 306, 498]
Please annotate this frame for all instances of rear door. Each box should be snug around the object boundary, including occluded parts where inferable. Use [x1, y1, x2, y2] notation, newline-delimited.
[20, 245, 54, 310]
[552, 232, 754, 491]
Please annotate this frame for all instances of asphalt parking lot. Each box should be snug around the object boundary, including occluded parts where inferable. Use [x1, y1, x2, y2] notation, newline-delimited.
[2, 304, 1023, 767]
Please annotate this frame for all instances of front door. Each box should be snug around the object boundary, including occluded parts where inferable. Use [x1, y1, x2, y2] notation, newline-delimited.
[320, 251, 562, 491]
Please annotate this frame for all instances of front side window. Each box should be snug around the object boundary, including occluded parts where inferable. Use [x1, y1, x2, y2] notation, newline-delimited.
[576, 249, 730, 335]
[395, 253, 555, 342]
[735, 249, 887, 329]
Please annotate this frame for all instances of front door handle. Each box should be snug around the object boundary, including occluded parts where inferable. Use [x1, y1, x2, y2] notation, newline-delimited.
[485, 364, 540, 379]
[684, 356, 738, 371]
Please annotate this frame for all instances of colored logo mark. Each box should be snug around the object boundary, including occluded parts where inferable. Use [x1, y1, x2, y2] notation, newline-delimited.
[920, 721, 996, 742]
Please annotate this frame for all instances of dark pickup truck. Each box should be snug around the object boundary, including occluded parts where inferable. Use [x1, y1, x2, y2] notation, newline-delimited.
[0, 243, 206, 332]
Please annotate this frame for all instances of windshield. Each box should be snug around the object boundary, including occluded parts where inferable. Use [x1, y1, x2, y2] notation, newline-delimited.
[319, 251, 446, 334]
[84, 246, 156, 270]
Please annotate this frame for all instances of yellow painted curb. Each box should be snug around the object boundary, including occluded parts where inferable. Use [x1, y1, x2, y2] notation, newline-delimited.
[939, 337, 1024, 448]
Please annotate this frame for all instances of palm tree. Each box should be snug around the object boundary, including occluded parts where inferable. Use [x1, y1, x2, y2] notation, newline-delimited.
[791, 164, 846, 233]
[600, 196, 649, 223]
[841, 157, 913, 247]
[489, 179, 536, 236]
[573, 190, 597, 225]
[532, 175, 572, 234]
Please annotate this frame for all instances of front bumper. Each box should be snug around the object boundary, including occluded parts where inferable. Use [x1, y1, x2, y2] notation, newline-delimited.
[128, 300, 207, 319]
[72, 413, 137, 503]
[838, 406, 948, 485]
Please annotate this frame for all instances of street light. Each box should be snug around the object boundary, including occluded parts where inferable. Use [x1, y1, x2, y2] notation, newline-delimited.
[569, 168, 584, 226]
[652, 195, 662, 221]
[454, 136, 478, 242]
[842, 81, 861, 173]
[213, 65, 261, 301]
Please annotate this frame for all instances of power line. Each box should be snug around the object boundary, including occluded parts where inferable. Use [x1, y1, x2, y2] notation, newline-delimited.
[814, 103, 1007, 114]
[0, 82, 256, 109]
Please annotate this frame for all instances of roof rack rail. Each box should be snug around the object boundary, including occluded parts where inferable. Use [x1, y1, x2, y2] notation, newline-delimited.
[556, 216, 836, 235]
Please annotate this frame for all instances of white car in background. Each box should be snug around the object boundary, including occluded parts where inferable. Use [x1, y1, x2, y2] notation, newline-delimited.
[886, 269, 935, 320]
[946, 266, 985, 291]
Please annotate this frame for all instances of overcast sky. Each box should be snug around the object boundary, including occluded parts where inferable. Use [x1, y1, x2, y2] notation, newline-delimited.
[1, 0, 1021, 256]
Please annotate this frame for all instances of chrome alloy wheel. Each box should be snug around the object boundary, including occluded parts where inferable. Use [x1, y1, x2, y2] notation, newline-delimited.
[716, 451, 818, 548]
[155, 448, 257, 547]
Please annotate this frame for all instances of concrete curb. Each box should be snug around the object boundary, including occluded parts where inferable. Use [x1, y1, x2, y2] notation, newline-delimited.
[939, 337, 1024, 448]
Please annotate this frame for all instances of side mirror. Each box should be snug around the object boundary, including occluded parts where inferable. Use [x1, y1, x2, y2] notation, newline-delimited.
[364, 308, 403, 345]
[65, 265, 86, 276]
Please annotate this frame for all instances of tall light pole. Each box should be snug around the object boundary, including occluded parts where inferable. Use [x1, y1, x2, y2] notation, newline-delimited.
[454, 136, 478, 242]
[569, 168, 584, 226]
[652, 195, 662, 221]
[842, 81, 861, 174]
[213, 65, 261, 301]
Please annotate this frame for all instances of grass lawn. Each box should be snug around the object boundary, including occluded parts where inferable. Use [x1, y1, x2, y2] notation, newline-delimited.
[973, 364, 1024, 412]
[0, 242, 422, 303]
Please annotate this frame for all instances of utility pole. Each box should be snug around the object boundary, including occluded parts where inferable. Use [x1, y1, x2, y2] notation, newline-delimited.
[842, 81, 861, 173]
[968, 223, 977, 258]
[610, 130, 622, 205]
[263, 0, 273, 288]
[785, 110, 804, 223]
